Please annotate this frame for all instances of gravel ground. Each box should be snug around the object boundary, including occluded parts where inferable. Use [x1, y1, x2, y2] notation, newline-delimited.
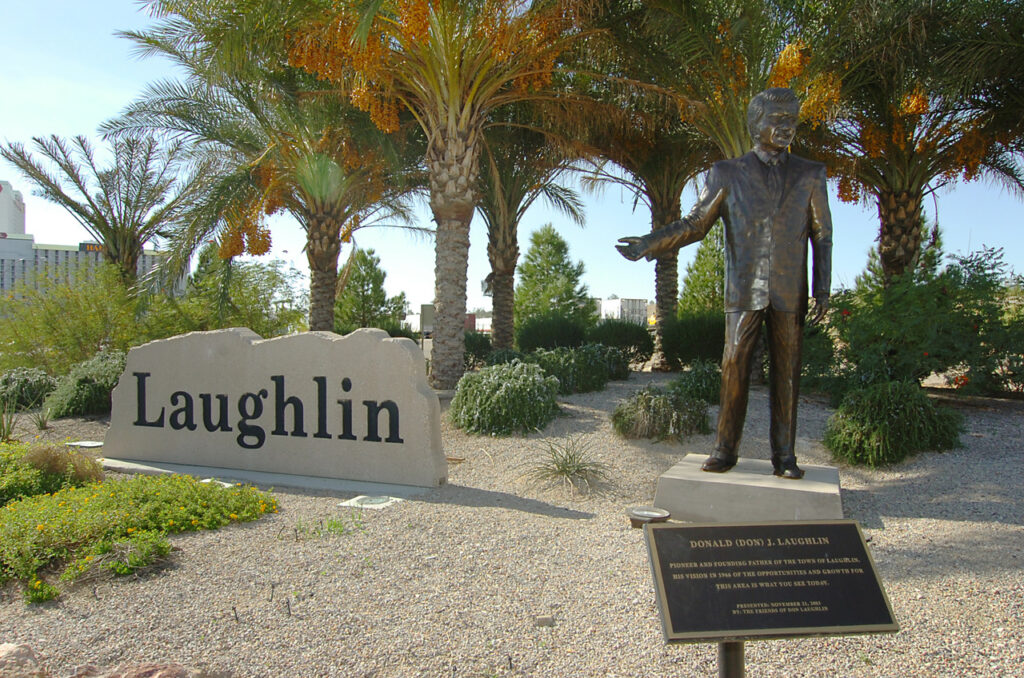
[1, 373, 1022, 677]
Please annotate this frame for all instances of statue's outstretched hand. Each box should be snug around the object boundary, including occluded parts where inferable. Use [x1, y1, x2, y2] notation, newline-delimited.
[616, 236, 648, 261]
[808, 294, 830, 326]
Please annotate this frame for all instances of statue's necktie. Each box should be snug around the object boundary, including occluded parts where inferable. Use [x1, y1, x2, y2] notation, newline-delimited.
[766, 162, 783, 203]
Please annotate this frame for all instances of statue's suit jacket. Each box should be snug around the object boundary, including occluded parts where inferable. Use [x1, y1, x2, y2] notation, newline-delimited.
[644, 151, 832, 313]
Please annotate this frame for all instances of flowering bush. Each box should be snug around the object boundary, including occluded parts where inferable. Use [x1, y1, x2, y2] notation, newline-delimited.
[0, 470, 276, 602]
[449, 361, 559, 435]
[0, 368, 57, 410]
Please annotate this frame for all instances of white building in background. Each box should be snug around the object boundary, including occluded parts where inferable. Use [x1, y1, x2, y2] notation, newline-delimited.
[0, 179, 173, 293]
[600, 297, 648, 325]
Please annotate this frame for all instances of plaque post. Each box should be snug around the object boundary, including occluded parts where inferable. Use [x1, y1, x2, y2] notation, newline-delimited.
[717, 641, 744, 678]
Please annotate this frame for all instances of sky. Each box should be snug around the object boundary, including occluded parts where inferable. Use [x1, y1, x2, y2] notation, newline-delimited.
[2, 1, 1022, 314]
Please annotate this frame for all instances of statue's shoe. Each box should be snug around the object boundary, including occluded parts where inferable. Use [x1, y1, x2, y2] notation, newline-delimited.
[772, 460, 805, 479]
[701, 455, 737, 473]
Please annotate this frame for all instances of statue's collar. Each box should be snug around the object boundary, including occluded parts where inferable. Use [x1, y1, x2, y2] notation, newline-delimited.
[753, 147, 788, 167]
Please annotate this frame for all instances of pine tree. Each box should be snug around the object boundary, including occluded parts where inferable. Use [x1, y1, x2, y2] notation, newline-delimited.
[514, 224, 597, 325]
[678, 222, 725, 315]
[335, 249, 407, 332]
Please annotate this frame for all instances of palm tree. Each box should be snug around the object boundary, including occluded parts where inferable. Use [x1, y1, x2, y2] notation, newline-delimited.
[809, 0, 1024, 279]
[477, 117, 584, 350]
[0, 134, 204, 285]
[106, 3, 423, 331]
[289, 0, 586, 388]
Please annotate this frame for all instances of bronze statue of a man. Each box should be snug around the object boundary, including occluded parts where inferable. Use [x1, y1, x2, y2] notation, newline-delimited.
[617, 88, 832, 479]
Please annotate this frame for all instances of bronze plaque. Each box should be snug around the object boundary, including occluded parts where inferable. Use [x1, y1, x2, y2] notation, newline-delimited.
[645, 520, 898, 643]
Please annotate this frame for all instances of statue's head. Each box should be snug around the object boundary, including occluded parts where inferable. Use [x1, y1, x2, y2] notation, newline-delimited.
[747, 88, 800, 152]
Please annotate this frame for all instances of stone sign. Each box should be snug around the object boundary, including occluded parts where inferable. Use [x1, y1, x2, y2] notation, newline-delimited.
[645, 520, 897, 643]
[104, 328, 446, 487]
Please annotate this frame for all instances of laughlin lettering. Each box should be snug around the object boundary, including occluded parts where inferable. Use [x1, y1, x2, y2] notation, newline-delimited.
[132, 372, 404, 450]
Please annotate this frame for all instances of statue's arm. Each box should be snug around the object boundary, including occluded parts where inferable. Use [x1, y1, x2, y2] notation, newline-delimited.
[808, 164, 833, 322]
[617, 166, 726, 261]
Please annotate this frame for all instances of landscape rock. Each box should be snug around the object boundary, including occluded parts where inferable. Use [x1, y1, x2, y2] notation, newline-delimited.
[0, 643, 50, 678]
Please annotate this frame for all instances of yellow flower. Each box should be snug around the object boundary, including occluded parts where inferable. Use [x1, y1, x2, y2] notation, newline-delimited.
[36, 524, 46, 531]
[229, 513, 239, 520]
[191, 519, 199, 526]
[168, 520, 175, 526]
[126, 527, 136, 533]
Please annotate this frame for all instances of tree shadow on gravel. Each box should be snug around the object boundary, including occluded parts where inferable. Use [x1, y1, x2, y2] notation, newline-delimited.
[414, 484, 594, 520]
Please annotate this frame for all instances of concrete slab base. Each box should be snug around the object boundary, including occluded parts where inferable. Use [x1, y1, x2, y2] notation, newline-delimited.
[101, 457, 433, 497]
[653, 453, 843, 523]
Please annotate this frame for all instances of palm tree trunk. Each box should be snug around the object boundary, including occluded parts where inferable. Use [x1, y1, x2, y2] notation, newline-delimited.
[490, 268, 516, 350]
[651, 201, 682, 371]
[106, 237, 141, 286]
[428, 129, 479, 390]
[305, 209, 342, 332]
[488, 222, 519, 351]
[877, 189, 924, 281]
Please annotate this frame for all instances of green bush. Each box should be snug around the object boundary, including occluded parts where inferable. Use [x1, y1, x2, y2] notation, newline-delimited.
[515, 312, 587, 352]
[43, 351, 127, 418]
[669, 359, 722, 404]
[662, 312, 725, 367]
[464, 331, 493, 370]
[0, 473, 276, 601]
[830, 241, 1023, 394]
[611, 385, 710, 441]
[586, 319, 654, 366]
[823, 381, 963, 468]
[594, 344, 631, 381]
[531, 345, 610, 394]
[0, 443, 105, 507]
[449, 361, 560, 435]
[0, 368, 57, 410]
[486, 348, 526, 366]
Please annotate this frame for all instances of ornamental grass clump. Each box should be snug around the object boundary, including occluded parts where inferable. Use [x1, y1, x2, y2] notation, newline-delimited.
[527, 436, 609, 493]
[669, 359, 722, 404]
[0, 472, 277, 602]
[611, 385, 710, 441]
[449, 361, 559, 435]
[823, 381, 963, 468]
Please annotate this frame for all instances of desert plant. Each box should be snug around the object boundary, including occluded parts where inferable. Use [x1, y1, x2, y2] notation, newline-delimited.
[0, 368, 58, 411]
[594, 345, 631, 381]
[29, 408, 51, 431]
[669, 359, 722, 404]
[586, 320, 654, 367]
[43, 351, 127, 419]
[823, 381, 963, 468]
[611, 385, 710, 441]
[464, 331, 493, 370]
[515, 312, 587, 352]
[448, 361, 560, 436]
[527, 436, 609, 493]
[0, 400, 16, 444]
[530, 345, 610, 395]
[662, 312, 726, 367]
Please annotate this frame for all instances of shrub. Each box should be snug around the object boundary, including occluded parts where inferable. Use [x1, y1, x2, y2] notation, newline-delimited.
[0, 368, 58, 410]
[43, 351, 126, 418]
[515, 313, 586, 352]
[595, 344, 631, 381]
[611, 385, 710, 441]
[586, 319, 654, 366]
[669, 359, 722, 404]
[0, 473, 277, 601]
[464, 331, 493, 370]
[486, 348, 526, 366]
[662, 312, 725, 367]
[449, 361, 560, 435]
[0, 443, 104, 506]
[531, 345, 610, 394]
[823, 381, 963, 468]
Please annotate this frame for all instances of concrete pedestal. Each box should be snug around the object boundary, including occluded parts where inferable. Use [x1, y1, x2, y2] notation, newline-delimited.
[653, 454, 843, 523]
